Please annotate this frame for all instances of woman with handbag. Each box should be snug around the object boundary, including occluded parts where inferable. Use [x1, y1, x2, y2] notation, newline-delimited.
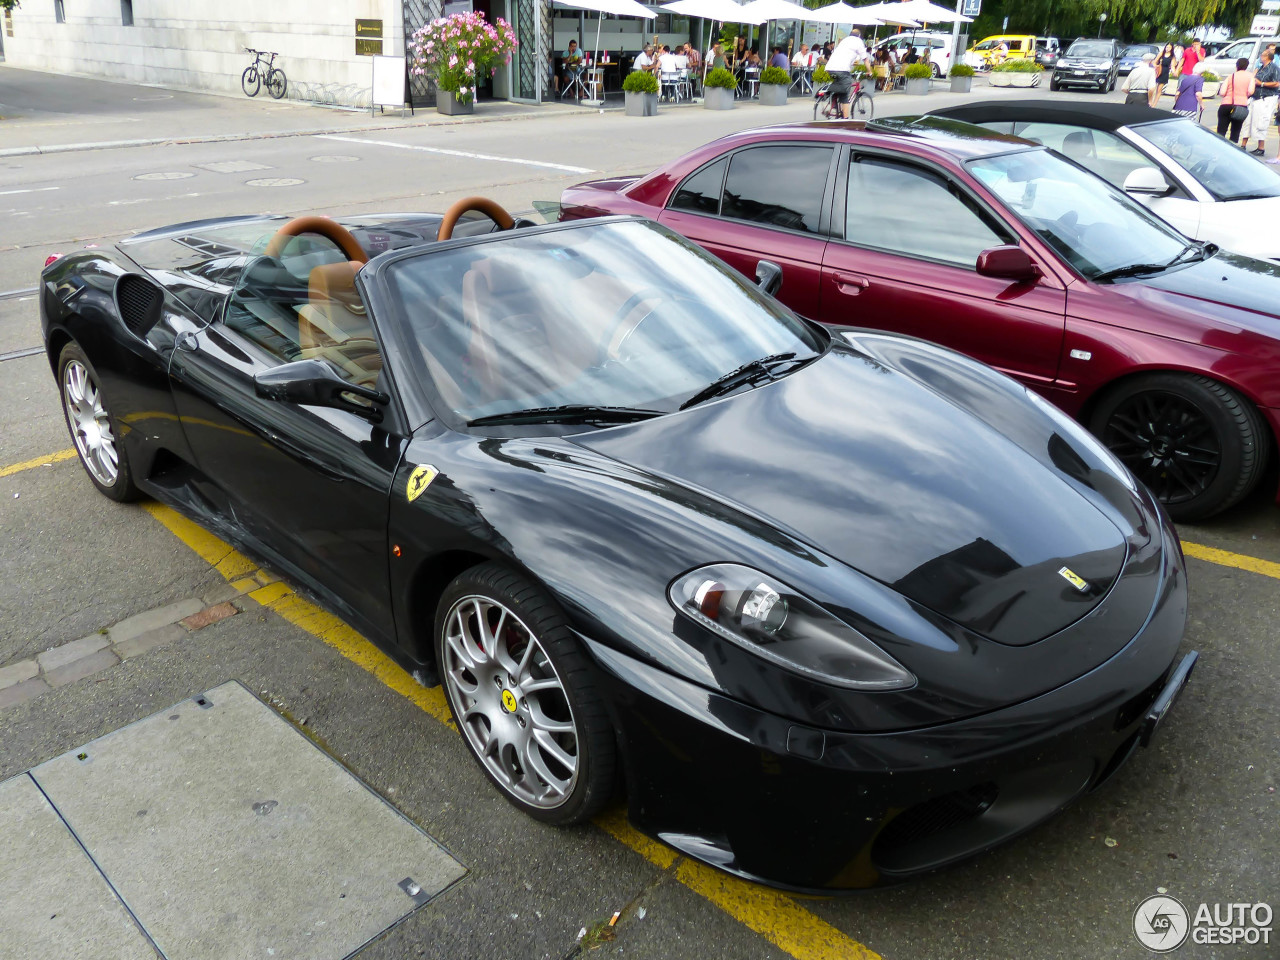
[1217, 57, 1256, 143]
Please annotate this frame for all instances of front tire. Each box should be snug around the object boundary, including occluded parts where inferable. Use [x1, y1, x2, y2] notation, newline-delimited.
[1089, 373, 1267, 521]
[241, 66, 261, 97]
[851, 91, 873, 120]
[435, 563, 616, 825]
[1050, 77, 1060, 91]
[58, 343, 140, 503]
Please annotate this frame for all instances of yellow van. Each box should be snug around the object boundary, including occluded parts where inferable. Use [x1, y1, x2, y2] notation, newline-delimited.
[968, 34, 1037, 68]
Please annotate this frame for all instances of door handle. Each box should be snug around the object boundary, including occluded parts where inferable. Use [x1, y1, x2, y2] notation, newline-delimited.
[832, 272, 870, 294]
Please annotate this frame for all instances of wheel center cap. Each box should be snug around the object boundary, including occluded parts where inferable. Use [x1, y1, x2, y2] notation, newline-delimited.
[1152, 437, 1173, 457]
[500, 689, 517, 713]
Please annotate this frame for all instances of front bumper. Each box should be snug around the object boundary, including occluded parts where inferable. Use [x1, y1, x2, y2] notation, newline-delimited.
[588, 520, 1190, 892]
[1055, 68, 1110, 86]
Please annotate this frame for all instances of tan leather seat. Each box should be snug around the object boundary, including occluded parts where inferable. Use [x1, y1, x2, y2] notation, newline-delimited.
[297, 261, 383, 387]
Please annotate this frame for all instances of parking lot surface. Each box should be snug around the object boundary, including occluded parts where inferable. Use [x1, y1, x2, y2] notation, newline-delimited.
[0, 65, 1276, 959]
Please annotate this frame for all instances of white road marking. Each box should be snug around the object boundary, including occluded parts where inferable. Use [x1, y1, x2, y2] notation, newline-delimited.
[315, 134, 596, 174]
[0, 187, 59, 197]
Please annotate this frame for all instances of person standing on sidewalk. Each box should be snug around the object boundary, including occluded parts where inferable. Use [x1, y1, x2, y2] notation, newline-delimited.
[1123, 53, 1157, 105]
[1153, 42, 1177, 104]
[1217, 58, 1255, 144]
[1243, 50, 1280, 156]
[1181, 38, 1204, 77]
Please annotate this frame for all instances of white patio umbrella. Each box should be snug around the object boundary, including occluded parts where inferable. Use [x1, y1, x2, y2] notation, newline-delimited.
[807, 2, 886, 25]
[883, 0, 971, 22]
[661, 0, 765, 93]
[554, 0, 655, 104]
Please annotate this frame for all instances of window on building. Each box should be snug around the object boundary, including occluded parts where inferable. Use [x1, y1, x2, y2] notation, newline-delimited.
[121, 0, 133, 26]
[54, 0, 66, 24]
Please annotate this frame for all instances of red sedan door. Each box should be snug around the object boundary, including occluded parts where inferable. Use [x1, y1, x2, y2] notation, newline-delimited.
[821, 148, 1067, 388]
[657, 142, 837, 321]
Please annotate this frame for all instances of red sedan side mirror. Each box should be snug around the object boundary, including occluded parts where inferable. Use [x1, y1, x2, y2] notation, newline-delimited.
[975, 245, 1040, 283]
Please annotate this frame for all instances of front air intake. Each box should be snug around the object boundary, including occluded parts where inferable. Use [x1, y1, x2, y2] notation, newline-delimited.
[114, 274, 164, 338]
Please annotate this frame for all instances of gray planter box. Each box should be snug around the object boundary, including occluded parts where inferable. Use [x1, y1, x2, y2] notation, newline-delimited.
[758, 83, 788, 106]
[950, 76, 973, 93]
[905, 77, 930, 96]
[703, 86, 735, 110]
[624, 90, 658, 116]
[435, 90, 474, 116]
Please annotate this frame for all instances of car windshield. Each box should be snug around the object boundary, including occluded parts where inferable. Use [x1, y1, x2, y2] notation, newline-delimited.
[1066, 42, 1112, 58]
[384, 220, 823, 426]
[1122, 44, 1158, 57]
[1135, 118, 1280, 201]
[968, 149, 1188, 280]
[974, 40, 1001, 50]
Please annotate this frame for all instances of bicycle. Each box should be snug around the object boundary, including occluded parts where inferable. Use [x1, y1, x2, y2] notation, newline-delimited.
[813, 77, 873, 121]
[242, 48, 288, 100]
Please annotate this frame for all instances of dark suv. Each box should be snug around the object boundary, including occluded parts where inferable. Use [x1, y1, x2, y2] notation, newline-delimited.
[1050, 37, 1119, 92]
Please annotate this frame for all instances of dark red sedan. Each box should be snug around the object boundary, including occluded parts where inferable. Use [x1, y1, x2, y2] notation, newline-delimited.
[559, 116, 1280, 521]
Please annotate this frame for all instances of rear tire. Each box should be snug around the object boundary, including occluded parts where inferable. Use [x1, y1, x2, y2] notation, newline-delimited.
[241, 66, 260, 97]
[266, 68, 288, 99]
[435, 562, 616, 826]
[57, 342, 140, 503]
[1089, 373, 1267, 521]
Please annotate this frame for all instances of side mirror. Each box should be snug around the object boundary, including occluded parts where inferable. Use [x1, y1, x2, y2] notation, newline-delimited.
[254, 358, 389, 422]
[755, 260, 784, 297]
[975, 245, 1041, 282]
[1123, 165, 1173, 196]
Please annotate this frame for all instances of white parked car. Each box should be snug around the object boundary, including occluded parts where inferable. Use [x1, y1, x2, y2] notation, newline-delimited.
[1201, 36, 1272, 76]
[931, 100, 1280, 261]
[873, 32, 956, 78]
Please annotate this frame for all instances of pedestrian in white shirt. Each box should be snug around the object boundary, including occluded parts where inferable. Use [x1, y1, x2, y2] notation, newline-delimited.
[1123, 52, 1158, 105]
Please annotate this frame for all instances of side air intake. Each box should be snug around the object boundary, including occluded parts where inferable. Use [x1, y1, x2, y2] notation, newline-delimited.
[114, 274, 164, 338]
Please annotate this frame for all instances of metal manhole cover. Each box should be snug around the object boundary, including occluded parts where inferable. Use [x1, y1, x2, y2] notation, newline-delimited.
[133, 172, 195, 181]
[245, 177, 306, 187]
[309, 155, 361, 163]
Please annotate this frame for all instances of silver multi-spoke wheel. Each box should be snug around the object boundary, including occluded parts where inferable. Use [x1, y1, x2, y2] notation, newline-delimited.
[442, 595, 579, 809]
[62, 358, 119, 486]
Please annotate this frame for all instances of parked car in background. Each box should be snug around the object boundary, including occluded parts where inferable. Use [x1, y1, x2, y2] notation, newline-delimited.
[966, 34, 1037, 69]
[1117, 43, 1161, 75]
[1201, 35, 1272, 75]
[873, 31, 955, 78]
[1203, 39, 1235, 57]
[1035, 36, 1062, 69]
[930, 100, 1280, 260]
[561, 116, 1280, 519]
[1051, 38, 1120, 91]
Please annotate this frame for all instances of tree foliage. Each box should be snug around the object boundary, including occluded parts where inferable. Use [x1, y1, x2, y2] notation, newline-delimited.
[965, 0, 1255, 44]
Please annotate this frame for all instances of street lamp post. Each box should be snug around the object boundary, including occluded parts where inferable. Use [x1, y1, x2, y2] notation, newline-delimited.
[1097, 11, 1107, 38]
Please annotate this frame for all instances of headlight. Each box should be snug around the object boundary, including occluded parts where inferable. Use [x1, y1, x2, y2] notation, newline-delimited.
[1099, 60, 1113, 68]
[669, 564, 915, 690]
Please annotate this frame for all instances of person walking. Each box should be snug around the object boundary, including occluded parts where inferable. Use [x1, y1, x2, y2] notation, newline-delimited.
[1217, 57, 1255, 144]
[1153, 42, 1177, 104]
[1123, 52, 1157, 105]
[1171, 65, 1206, 120]
[1243, 49, 1280, 156]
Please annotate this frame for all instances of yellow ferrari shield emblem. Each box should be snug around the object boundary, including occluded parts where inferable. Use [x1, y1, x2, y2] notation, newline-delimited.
[405, 464, 439, 503]
[1058, 566, 1088, 592]
[501, 689, 518, 713]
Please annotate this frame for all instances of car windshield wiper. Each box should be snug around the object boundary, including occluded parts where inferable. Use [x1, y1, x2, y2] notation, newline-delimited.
[466, 404, 664, 427]
[1093, 242, 1209, 283]
[1222, 192, 1280, 201]
[679, 352, 806, 410]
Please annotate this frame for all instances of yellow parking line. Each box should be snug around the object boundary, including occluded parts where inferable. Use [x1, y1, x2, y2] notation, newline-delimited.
[0, 448, 76, 478]
[1181, 541, 1280, 581]
[140, 500, 878, 960]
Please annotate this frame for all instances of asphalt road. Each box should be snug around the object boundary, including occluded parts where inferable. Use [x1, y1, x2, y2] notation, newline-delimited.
[0, 65, 1276, 960]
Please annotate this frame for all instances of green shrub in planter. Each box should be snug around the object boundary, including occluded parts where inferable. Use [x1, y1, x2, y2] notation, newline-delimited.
[852, 62, 870, 75]
[622, 70, 659, 94]
[949, 63, 974, 78]
[1201, 71, 1220, 82]
[903, 63, 933, 80]
[705, 67, 736, 89]
[991, 58, 1042, 72]
[760, 65, 790, 86]
[812, 65, 832, 85]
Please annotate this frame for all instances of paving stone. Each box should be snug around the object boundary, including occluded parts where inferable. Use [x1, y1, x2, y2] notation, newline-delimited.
[36, 633, 109, 673]
[199, 582, 243, 606]
[0, 659, 39, 690]
[107, 598, 205, 644]
[44, 650, 119, 689]
[0, 677, 50, 710]
[113, 623, 186, 661]
[181, 602, 238, 631]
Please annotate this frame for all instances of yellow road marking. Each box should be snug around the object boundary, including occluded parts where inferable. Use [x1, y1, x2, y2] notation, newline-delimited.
[0, 448, 76, 478]
[1182, 541, 1280, 581]
[140, 500, 877, 960]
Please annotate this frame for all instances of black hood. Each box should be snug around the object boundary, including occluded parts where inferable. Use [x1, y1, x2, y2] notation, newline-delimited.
[573, 346, 1129, 646]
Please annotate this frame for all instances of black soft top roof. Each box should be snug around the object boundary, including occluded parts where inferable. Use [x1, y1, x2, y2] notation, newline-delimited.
[928, 99, 1181, 133]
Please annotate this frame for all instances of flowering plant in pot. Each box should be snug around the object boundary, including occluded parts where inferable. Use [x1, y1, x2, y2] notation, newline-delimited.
[408, 11, 518, 115]
[758, 65, 790, 105]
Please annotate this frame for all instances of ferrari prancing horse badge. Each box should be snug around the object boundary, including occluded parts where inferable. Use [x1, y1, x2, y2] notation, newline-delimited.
[406, 464, 439, 503]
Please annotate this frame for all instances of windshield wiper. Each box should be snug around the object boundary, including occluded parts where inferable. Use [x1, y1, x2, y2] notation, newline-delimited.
[1093, 242, 1210, 283]
[1222, 192, 1280, 201]
[466, 404, 664, 427]
[679, 352, 805, 410]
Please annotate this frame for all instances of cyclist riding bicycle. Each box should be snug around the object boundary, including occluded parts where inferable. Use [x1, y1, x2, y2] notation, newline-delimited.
[825, 29, 871, 118]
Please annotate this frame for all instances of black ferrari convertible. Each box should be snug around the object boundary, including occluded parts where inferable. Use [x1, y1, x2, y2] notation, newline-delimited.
[40, 198, 1196, 892]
